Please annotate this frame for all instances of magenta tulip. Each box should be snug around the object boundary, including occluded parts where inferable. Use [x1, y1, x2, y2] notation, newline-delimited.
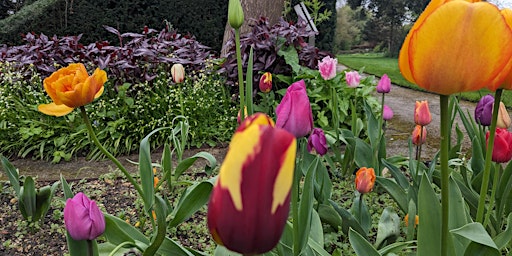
[318, 56, 337, 80]
[383, 105, 393, 121]
[377, 74, 391, 93]
[64, 192, 105, 241]
[307, 128, 328, 156]
[276, 80, 313, 138]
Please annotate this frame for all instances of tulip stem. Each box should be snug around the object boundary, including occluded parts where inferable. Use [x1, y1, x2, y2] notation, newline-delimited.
[484, 163, 501, 230]
[79, 107, 143, 198]
[234, 28, 245, 120]
[476, 89, 502, 223]
[440, 95, 449, 256]
[375, 93, 385, 175]
[331, 85, 340, 148]
[292, 160, 300, 256]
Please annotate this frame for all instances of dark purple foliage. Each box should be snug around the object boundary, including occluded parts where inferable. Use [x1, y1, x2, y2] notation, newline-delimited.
[0, 25, 213, 86]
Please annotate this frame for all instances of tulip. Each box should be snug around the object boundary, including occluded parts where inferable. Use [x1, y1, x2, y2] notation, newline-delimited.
[474, 94, 495, 126]
[171, 63, 185, 83]
[64, 192, 105, 241]
[399, 0, 512, 95]
[307, 128, 328, 156]
[404, 214, 419, 228]
[228, 0, 244, 29]
[207, 113, 297, 254]
[355, 167, 375, 194]
[376, 74, 391, 93]
[275, 80, 313, 138]
[236, 106, 248, 125]
[318, 56, 337, 80]
[486, 128, 512, 163]
[414, 101, 432, 126]
[259, 72, 272, 93]
[497, 102, 511, 129]
[345, 71, 360, 88]
[383, 105, 393, 121]
[38, 63, 107, 117]
[412, 125, 427, 146]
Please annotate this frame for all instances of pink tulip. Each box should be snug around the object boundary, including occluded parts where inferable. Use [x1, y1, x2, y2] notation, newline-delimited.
[276, 80, 313, 138]
[318, 56, 337, 80]
[345, 71, 361, 88]
[383, 105, 393, 121]
[377, 74, 391, 93]
[64, 192, 105, 241]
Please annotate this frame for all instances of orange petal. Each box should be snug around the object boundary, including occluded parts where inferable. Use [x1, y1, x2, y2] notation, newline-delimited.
[38, 102, 74, 116]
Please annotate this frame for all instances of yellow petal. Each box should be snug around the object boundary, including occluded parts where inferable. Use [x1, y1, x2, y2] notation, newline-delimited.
[407, 1, 512, 95]
[38, 103, 74, 116]
[271, 137, 296, 214]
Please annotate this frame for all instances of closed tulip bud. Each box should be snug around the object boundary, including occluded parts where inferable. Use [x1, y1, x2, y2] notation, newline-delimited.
[38, 63, 107, 117]
[307, 128, 328, 156]
[355, 167, 375, 194]
[207, 113, 296, 254]
[412, 125, 427, 146]
[376, 74, 391, 93]
[276, 80, 313, 138]
[383, 105, 393, 121]
[497, 102, 511, 129]
[259, 72, 272, 93]
[414, 101, 432, 126]
[64, 192, 105, 241]
[474, 94, 494, 126]
[228, 0, 244, 29]
[345, 71, 360, 88]
[171, 63, 185, 83]
[486, 128, 512, 163]
[318, 56, 337, 80]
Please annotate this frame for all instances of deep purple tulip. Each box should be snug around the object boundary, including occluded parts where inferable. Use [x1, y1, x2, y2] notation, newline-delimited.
[276, 80, 313, 138]
[64, 192, 105, 241]
[383, 105, 394, 121]
[307, 128, 328, 156]
[474, 94, 494, 126]
[377, 74, 391, 93]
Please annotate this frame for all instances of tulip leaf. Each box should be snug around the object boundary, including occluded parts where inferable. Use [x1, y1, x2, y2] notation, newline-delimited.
[497, 162, 512, 220]
[19, 176, 36, 220]
[297, 157, 318, 252]
[381, 159, 409, 190]
[314, 156, 332, 204]
[417, 174, 441, 256]
[377, 241, 416, 255]
[375, 207, 400, 249]
[318, 203, 343, 229]
[161, 142, 172, 188]
[169, 180, 213, 227]
[34, 181, 59, 222]
[157, 238, 196, 256]
[144, 195, 168, 256]
[67, 232, 97, 256]
[1, 155, 20, 196]
[309, 209, 323, 245]
[245, 46, 254, 116]
[354, 138, 374, 169]
[494, 213, 512, 250]
[463, 242, 500, 256]
[470, 136, 485, 179]
[329, 199, 367, 239]
[363, 101, 379, 154]
[375, 177, 407, 214]
[60, 174, 74, 200]
[103, 213, 149, 246]
[348, 228, 380, 256]
[175, 152, 217, 179]
[451, 223, 499, 256]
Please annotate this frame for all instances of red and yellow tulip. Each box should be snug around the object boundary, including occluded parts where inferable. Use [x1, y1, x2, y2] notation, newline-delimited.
[38, 63, 107, 116]
[207, 113, 297, 254]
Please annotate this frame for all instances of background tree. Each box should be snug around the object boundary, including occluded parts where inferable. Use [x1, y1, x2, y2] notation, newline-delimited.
[334, 5, 367, 52]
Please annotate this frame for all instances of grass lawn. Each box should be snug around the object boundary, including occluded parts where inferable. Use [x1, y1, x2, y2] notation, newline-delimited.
[337, 53, 512, 107]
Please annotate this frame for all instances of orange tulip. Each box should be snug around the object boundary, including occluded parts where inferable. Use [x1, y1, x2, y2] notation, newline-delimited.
[38, 63, 107, 116]
[355, 167, 375, 194]
[414, 101, 432, 126]
[412, 125, 427, 146]
[399, 0, 512, 95]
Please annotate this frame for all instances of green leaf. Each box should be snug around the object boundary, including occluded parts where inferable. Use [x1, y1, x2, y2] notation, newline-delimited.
[314, 157, 332, 204]
[60, 174, 74, 199]
[297, 157, 318, 252]
[463, 242, 500, 256]
[417, 174, 441, 255]
[246, 46, 254, 116]
[143, 195, 168, 256]
[375, 177, 408, 213]
[355, 138, 374, 168]
[375, 207, 400, 249]
[309, 209, 323, 245]
[497, 161, 512, 219]
[329, 199, 367, 239]
[34, 181, 59, 222]
[161, 142, 172, 188]
[378, 241, 416, 255]
[19, 176, 36, 220]
[349, 228, 380, 256]
[494, 213, 512, 249]
[318, 203, 342, 230]
[66, 232, 96, 256]
[169, 180, 213, 227]
[157, 237, 196, 256]
[277, 45, 300, 74]
[175, 152, 217, 178]
[381, 159, 409, 190]
[451, 223, 498, 250]
[1, 155, 20, 196]
[103, 213, 149, 246]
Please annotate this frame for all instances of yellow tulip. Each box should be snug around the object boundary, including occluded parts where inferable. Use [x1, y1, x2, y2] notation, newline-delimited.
[38, 63, 107, 116]
[399, 0, 512, 95]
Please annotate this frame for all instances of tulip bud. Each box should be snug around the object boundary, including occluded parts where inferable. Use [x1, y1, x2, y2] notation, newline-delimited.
[276, 80, 313, 138]
[208, 113, 296, 254]
[486, 128, 512, 163]
[307, 128, 328, 156]
[376, 74, 391, 93]
[414, 101, 432, 126]
[412, 125, 427, 145]
[383, 105, 393, 121]
[474, 94, 494, 126]
[345, 71, 360, 88]
[64, 192, 105, 241]
[228, 0, 244, 29]
[237, 106, 248, 125]
[259, 72, 272, 93]
[355, 167, 375, 194]
[497, 102, 511, 129]
[171, 63, 185, 83]
[318, 56, 337, 80]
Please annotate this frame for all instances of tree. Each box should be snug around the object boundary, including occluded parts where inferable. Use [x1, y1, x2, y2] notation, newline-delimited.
[334, 5, 366, 51]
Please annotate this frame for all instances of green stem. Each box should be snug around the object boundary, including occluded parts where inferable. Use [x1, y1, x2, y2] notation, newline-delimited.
[87, 240, 93, 256]
[359, 193, 363, 224]
[292, 155, 300, 256]
[484, 163, 500, 230]
[440, 95, 449, 256]
[415, 126, 424, 182]
[234, 28, 245, 119]
[476, 89, 502, 223]
[79, 107, 143, 197]
[332, 85, 340, 146]
[374, 93, 385, 175]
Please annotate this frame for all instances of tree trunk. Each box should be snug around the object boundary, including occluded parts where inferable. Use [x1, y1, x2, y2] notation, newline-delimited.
[221, 0, 286, 56]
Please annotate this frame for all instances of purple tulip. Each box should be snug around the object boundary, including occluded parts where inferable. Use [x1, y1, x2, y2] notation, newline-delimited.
[307, 128, 328, 156]
[377, 74, 391, 93]
[318, 56, 337, 80]
[383, 105, 394, 121]
[276, 80, 313, 138]
[474, 94, 494, 126]
[64, 192, 105, 241]
[345, 71, 360, 88]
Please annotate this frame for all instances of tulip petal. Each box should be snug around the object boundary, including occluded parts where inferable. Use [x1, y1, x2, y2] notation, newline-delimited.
[272, 133, 296, 213]
[38, 103, 74, 117]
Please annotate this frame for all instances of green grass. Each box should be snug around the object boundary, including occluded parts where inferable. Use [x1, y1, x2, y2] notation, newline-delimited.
[337, 53, 512, 107]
